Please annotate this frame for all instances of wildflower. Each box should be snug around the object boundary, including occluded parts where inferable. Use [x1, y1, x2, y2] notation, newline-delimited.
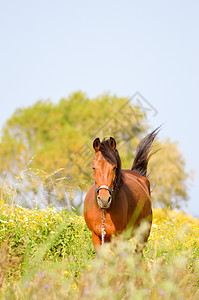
[43, 284, 50, 290]
[38, 272, 45, 278]
[158, 289, 165, 295]
[87, 265, 92, 270]
[24, 282, 30, 288]
[83, 289, 90, 295]
[63, 270, 69, 276]
[108, 249, 115, 255]
[72, 283, 77, 290]
[0, 219, 8, 223]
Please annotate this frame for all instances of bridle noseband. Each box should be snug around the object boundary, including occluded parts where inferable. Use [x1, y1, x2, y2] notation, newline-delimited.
[94, 169, 117, 196]
[95, 184, 114, 195]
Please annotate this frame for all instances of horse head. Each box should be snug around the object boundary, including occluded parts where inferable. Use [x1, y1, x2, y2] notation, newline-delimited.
[92, 137, 118, 209]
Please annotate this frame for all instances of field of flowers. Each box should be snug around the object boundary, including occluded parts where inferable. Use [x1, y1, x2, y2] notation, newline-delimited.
[0, 202, 199, 299]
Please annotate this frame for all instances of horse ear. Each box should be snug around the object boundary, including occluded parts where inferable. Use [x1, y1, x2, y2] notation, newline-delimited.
[109, 137, 116, 151]
[93, 138, 101, 152]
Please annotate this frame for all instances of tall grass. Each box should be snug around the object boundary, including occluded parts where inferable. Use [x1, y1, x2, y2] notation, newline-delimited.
[0, 203, 199, 299]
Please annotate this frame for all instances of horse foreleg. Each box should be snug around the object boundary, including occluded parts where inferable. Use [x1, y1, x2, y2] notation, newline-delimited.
[92, 232, 101, 253]
[135, 220, 152, 255]
[135, 242, 145, 255]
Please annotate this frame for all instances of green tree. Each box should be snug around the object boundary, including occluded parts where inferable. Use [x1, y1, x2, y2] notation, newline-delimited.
[0, 91, 190, 209]
[149, 139, 190, 209]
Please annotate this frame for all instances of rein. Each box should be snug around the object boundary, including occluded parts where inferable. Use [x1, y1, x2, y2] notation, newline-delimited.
[100, 209, 107, 246]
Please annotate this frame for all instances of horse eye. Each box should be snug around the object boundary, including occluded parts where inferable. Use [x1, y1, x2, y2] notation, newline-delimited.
[113, 166, 117, 171]
[92, 167, 95, 170]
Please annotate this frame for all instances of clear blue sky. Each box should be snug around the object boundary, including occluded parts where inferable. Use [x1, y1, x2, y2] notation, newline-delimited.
[0, 1, 198, 215]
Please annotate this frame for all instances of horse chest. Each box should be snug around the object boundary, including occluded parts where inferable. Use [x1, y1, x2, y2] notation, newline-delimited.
[88, 207, 128, 238]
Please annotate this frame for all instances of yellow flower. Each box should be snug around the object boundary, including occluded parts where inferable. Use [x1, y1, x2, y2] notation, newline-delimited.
[87, 264, 92, 270]
[63, 270, 69, 276]
[108, 249, 115, 255]
[72, 283, 77, 290]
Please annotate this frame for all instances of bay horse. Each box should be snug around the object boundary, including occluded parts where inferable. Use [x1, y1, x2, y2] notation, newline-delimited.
[84, 128, 159, 252]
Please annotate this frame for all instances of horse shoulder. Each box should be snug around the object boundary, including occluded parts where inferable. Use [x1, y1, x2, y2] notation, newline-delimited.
[84, 185, 104, 232]
[84, 185, 95, 208]
[84, 185, 96, 229]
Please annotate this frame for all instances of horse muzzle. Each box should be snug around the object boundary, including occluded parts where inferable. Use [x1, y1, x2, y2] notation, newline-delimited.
[97, 194, 112, 209]
[95, 184, 113, 209]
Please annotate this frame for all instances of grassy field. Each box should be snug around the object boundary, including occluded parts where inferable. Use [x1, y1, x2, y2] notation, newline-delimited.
[0, 203, 199, 299]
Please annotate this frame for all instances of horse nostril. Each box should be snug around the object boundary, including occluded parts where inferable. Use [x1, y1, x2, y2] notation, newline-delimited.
[97, 195, 101, 201]
[108, 197, 111, 203]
